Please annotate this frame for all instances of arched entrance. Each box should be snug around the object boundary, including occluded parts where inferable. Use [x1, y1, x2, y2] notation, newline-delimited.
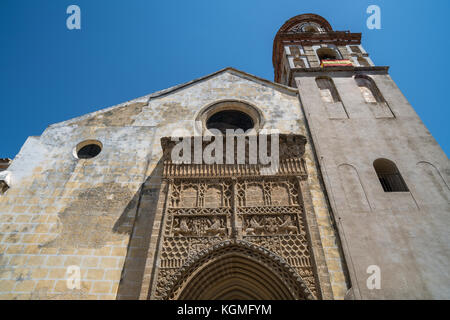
[179, 253, 294, 299]
[163, 241, 315, 300]
[144, 134, 333, 300]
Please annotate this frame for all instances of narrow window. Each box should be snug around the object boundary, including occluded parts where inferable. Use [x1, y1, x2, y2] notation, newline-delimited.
[316, 77, 341, 103]
[316, 77, 348, 119]
[359, 85, 377, 103]
[293, 57, 305, 68]
[290, 46, 301, 57]
[316, 48, 340, 62]
[357, 57, 370, 67]
[349, 45, 362, 54]
[373, 159, 409, 192]
[355, 75, 384, 103]
[355, 75, 394, 118]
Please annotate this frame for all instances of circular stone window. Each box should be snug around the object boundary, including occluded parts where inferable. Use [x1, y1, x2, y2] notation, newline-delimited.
[206, 110, 254, 134]
[197, 100, 263, 135]
[74, 140, 103, 159]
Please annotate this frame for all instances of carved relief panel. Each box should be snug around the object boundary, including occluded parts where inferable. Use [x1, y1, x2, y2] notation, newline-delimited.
[149, 135, 325, 300]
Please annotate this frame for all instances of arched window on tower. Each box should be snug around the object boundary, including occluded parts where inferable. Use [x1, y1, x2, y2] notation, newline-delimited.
[289, 46, 308, 69]
[316, 48, 340, 62]
[373, 159, 409, 192]
[316, 77, 348, 119]
[355, 75, 383, 103]
[349, 45, 362, 54]
[357, 57, 370, 67]
[316, 77, 340, 103]
[293, 57, 306, 68]
[355, 75, 394, 118]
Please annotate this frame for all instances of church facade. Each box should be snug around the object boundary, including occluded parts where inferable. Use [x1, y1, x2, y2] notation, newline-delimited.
[0, 14, 448, 300]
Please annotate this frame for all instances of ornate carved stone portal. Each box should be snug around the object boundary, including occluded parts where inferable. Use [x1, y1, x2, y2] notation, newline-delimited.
[148, 134, 326, 300]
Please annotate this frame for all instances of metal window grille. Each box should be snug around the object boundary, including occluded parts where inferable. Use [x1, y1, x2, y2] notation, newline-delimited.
[378, 173, 409, 192]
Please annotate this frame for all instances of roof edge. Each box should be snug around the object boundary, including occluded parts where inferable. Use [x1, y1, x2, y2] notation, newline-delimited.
[48, 67, 297, 129]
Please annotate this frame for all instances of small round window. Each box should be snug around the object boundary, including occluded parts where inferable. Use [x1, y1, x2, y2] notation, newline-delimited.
[75, 140, 102, 159]
[206, 110, 254, 134]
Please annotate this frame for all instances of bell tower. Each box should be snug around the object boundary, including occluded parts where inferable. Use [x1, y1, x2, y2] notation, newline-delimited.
[273, 14, 450, 299]
[273, 13, 376, 87]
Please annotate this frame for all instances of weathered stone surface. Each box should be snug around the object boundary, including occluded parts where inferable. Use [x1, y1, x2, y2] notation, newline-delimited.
[0, 68, 345, 300]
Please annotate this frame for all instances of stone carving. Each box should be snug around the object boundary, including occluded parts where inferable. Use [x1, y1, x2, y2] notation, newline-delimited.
[289, 24, 306, 33]
[288, 22, 323, 34]
[169, 179, 233, 209]
[172, 216, 227, 237]
[162, 241, 315, 300]
[169, 180, 181, 207]
[172, 218, 193, 236]
[151, 134, 320, 300]
[159, 236, 224, 270]
[279, 216, 299, 234]
[243, 214, 299, 235]
[222, 182, 232, 207]
[204, 217, 226, 236]
[161, 134, 307, 170]
[236, 181, 246, 207]
[197, 183, 207, 207]
[263, 182, 272, 206]
[168, 207, 232, 216]
[247, 217, 264, 235]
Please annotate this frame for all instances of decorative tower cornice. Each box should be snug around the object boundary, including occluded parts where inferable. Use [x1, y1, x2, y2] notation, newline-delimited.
[273, 14, 362, 83]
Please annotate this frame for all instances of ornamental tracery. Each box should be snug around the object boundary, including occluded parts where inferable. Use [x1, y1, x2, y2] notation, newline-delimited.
[289, 22, 324, 33]
[149, 134, 325, 300]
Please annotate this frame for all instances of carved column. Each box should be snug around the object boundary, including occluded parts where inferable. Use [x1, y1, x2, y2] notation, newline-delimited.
[139, 178, 171, 300]
[297, 175, 333, 300]
[230, 177, 239, 240]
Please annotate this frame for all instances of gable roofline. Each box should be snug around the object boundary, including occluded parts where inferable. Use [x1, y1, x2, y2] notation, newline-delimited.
[48, 67, 297, 129]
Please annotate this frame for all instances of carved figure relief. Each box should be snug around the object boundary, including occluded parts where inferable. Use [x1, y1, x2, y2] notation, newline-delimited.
[150, 135, 322, 300]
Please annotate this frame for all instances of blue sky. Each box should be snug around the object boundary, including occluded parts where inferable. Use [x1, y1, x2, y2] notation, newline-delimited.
[1, 0, 449, 158]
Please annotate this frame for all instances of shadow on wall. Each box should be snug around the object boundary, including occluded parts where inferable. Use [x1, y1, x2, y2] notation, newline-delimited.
[416, 161, 450, 204]
[23, 157, 163, 299]
[116, 160, 164, 300]
[39, 158, 163, 299]
[337, 163, 371, 212]
[41, 184, 138, 250]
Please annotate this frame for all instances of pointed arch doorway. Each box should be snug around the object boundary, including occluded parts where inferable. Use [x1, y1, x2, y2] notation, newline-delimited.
[179, 253, 294, 299]
[164, 241, 315, 300]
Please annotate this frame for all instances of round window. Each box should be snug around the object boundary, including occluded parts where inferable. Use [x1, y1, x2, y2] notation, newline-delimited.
[75, 140, 102, 159]
[196, 100, 264, 135]
[206, 110, 254, 134]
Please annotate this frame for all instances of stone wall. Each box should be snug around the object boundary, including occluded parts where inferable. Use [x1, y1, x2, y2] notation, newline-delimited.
[295, 69, 450, 299]
[0, 69, 348, 299]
